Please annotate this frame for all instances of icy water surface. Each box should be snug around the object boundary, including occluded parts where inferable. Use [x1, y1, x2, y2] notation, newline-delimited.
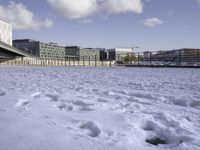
[0, 66, 200, 150]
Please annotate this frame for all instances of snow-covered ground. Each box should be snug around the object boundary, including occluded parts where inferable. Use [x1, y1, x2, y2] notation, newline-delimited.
[0, 66, 200, 150]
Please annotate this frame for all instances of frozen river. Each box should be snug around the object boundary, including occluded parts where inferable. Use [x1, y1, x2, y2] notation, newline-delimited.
[0, 66, 200, 150]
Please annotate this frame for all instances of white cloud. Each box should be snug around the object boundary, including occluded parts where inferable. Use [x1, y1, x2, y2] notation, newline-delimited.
[47, 0, 97, 19]
[102, 0, 143, 14]
[46, 0, 143, 20]
[0, 1, 53, 30]
[143, 17, 163, 27]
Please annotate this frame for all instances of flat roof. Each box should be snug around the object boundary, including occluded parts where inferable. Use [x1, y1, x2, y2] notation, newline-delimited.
[13, 39, 37, 42]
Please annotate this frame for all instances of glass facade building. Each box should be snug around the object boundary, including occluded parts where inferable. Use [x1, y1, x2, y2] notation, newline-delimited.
[13, 39, 104, 59]
[13, 39, 66, 59]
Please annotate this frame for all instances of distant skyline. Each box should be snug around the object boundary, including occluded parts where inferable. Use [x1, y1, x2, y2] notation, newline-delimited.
[0, 0, 200, 52]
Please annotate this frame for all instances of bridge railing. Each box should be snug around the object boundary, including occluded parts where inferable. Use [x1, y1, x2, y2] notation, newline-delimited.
[0, 50, 200, 67]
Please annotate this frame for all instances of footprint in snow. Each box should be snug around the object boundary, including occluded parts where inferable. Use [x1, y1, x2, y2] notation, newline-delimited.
[0, 91, 6, 97]
[15, 99, 29, 108]
[102, 91, 115, 97]
[79, 106, 94, 111]
[189, 100, 200, 109]
[46, 93, 59, 102]
[72, 100, 94, 112]
[77, 120, 101, 138]
[56, 102, 73, 111]
[30, 92, 42, 98]
[97, 98, 108, 103]
[72, 100, 93, 107]
[142, 113, 194, 146]
[170, 98, 188, 107]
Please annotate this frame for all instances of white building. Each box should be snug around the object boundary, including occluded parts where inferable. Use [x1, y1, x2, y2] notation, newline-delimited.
[0, 20, 12, 46]
[107, 48, 134, 60]
[113, 48, 134, 53]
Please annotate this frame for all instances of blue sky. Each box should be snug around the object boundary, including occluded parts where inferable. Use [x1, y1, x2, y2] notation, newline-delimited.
[0, 0, 200, 52]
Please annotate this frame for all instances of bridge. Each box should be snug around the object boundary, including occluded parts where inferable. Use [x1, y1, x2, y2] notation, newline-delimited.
[0, 41, 37, 59]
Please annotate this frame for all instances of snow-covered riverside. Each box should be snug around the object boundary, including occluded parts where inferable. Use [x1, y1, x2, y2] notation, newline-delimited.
[0, 66, 200, 150]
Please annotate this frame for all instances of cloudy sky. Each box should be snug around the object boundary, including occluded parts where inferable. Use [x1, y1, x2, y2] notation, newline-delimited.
[0, 0, 200, 51]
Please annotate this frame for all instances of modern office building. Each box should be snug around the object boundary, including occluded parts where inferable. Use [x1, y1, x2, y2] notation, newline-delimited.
[40, 42, 65, 58]
[13, 39, 109, 60]
[65, 47, 107, 60]
[181, 48, 200, 56]
[98, 48, 107, 61]
[107, 48, 134, 60]
[79, 48, 100, 58]
[0, 20, 12, 46]
[13, 39, 40, 56]
[145, 48, 200, 63]
[13, 39, 66, 59]
[65, 46, 80, 58]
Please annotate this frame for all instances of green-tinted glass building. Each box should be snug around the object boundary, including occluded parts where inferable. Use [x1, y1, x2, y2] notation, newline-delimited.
[13, 39, 65, 59]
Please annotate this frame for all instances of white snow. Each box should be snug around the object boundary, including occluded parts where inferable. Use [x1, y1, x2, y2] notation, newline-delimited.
[0, 66, 200, 150]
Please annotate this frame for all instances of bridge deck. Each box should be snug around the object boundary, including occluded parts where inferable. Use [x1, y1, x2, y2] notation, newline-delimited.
[0, 41, 38, 59]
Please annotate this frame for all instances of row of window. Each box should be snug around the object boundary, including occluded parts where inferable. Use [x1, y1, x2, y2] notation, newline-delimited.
[14, 43, 38, 48]
[41, 55, 65, 58]
[40, 44, 64, 49]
